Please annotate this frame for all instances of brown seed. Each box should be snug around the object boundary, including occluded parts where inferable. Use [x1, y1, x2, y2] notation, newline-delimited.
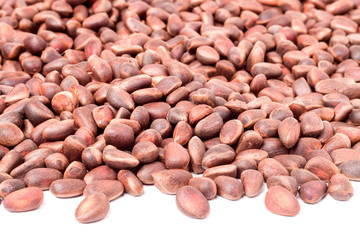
[265, 186, 300, 216]
[273, 154, 307, 172]
[240, 169, 264, 198]
[290, 169, 321, 186]
[3, 187, 43, 212]
[339, 160, 360, 181]
[0, 179, 25, 199]
[103, 145, 140, 170]
[202, 144, 236, 169]
[137, 161, 166, 185]
[165, 142, 190, 169]
[328, 173, 353, 201]
[299, 180, 328, 204]
[83, 165, 117, 184]
[104, 121, 134, 150]
[83, 180, 124, 201]
[117, 170, 143, 197]
[173, 121, 192, 146]
[152, 169, 193, 195]
[196, 46, 220, 65]
[278, 117, 300, 148]
[176, 186, 210, 219]
[203, 164, 237, 180]
[301, 111, 324, 137]
[0, 122, 24, 147]
[195, 113, 224, 139]
[258, 158, 289, 180]
[267, 176, 298, 196]
[24, 168, 63, 190]
[235, 130, 264, 154]
[75, 193, 110, 223]
[132, 141, 159, 164]
[214, 175, 244, 201]
[219, 120, 244, 145]
[64, 161, 87, 180]
[50, 179, 86, 198]
[305, 157, 340, 181]
[188, 177, 217, 200]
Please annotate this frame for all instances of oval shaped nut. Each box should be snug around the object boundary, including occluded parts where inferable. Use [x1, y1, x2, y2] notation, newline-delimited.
[3, 187, 43, 212]
[278, 117, 300, 148]
[291, 137, 322, 157]
[10, 156, 45, 179]
[81, 147, 103, 170]
[232, 158, 257, 178]
[196, 46, 220, 65]
[329, 173, 353, 201]
[176, 186, 210, 219]
[267, 176, 298, 196]
[132, 141, 159, 164]
[335, 127, 360, 145]
[0, 179, 25, 199]
[219, 119, 243, 145]
[103, 146, 140, 170]
[24, 99, 55, 126]
[83, 180, 124, 201]
[258, 158, 289, 180]
[132, 88, 163, 105]
[299, 180, 327, 204]
[238, 109, 266, 129]
[107, 86, 135, 111]
[214, 176, 244, 201]
[104, 122, 134, 150]
[339, 160, 360, 181]
[75, 193, 110, 224]
[188, 177, 217, 200]
[188, 136, 206, 166]
[0, 122, 24, 147]
[300, 111, 324, 137]
[235, 130, 264, 154]
[273, 155, 306, 172]
[290, 169, 320, 186]
[195, 113, 223, 139]
[254, 119, 280, 138]
[42, 119, 75, 141]
[152, 169, 193, 195]
[235, 149, 269, 164]
[51, 91, 79, 114]
[83, 165, 117, 184]
[137, 161, 166, 185]
[305, 157, 340, 181]
[92, 105, 114, 129]
[240, 169, 264, 198]
[165, 142, 190, 169]
[24, 168, 63, 190]
[117, 170, 143, 197]
[50, 179, 86, 198]
[202, 144, 236, 169]
[188, 104, 213, 126]
[203, 164, 237, 180]
[64, 161, 87, 180]
[173, 121, 192, 146]
[265, 186, 300, 216]
[322, 133, 351, 154]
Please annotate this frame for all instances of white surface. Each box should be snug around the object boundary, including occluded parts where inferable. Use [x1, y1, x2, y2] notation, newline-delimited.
[0, 180, 359, 240]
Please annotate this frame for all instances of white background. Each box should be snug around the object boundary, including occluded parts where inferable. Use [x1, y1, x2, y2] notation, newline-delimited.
[0, 180, 358, 240]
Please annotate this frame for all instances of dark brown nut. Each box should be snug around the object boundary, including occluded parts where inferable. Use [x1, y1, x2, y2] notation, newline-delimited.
[173, 121, 192, 146]
[299, 180, 328, 204]
[0, 179, 25, 199]
[24, 34, 46, 55]
[25, 99, 55, 126]
[83, 180, 124, 201]
[260, 138, 288, 158]
[24, 168, 63, 190]
[137, 161, 166, 185]
[195, 113, 223, 139]
[235, 130, 263, 154]
[5, 83, 30, 105]
[272, 155, 306, 172]
[61, 135, 87, 163]
[166, 107, 188, 125]
[83, 165, 117, 184]
[104, 121, 134, 150]
[132, 88, 163, 105]
[331, 149, 360, 166]
[75, 193, 110, 224]
[103, 145, 140, 170]
[50, 179, 86, 198]
[305, 157, 340, 181]
[322, 133, 351, 154]
[0, 173, 12, 183]
[188, 104, 213, 125]
[300, 111, 324, 137]
[202, 144, 236, 169]
[42, 119, 75, 141]
[165, 142, 190, 169]
[291, 137, 322, 157]
[81, 147, 103, 170]
[240, 169, 264, 198]
[176, 185, 210, 219]
[267, 176, 298, 196]
[188, 177, 217, 200]
[117, 170, 143, 197]
[73, 107, 98, 136]
[150, 119, 173, 138]
[191, 88, 216, 108]
[130, 106, 150, 130]
[152, 169, 193, 195]
[3, 187, 43, 212]
[235, 149, 269, 164]
[196, 46, 220, 65]
[135, 129, 162, 147]
[278, 117, 300, 148]
[339, 160, 360, 181]
[0, 122, 24, 147]
[254, 119, 280, 138]
[238, 109, 266, 129]
[107, 86, 135, 111]
[328, 174, 353, 201]
[10, 156, 45, 180]
[0, 111, 23, 128]
[219, 119, 244, 145]
[168, 60, 192, 85]
[202, 164, 237, 179]
[64, 161, 87, 180]
[251, 62, 283, 79]
[132, 141, 159, 164]
[290, 169, 320, 186]
[305, 149, 332, 162]
[265, 186, 300, 216]
[258, 158, 289, 180]
[214, 175, 244, 201]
